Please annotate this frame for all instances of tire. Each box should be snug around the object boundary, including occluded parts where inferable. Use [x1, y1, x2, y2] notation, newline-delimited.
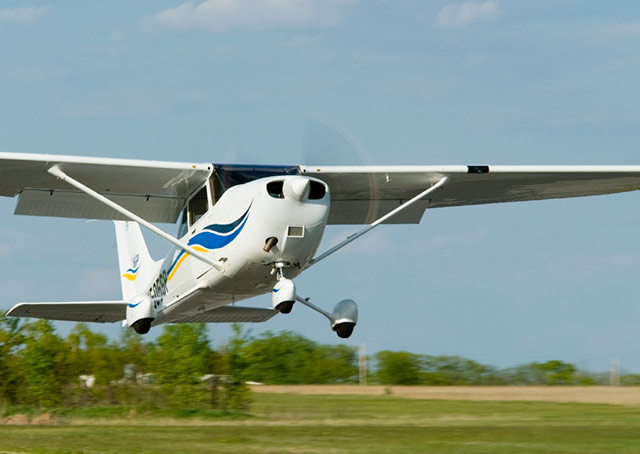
[334, 322, 355, 339]
[132, 318, 153, 334]
[275, 301, 295, 314]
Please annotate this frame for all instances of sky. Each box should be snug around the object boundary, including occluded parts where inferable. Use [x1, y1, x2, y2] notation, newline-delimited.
[2, 0, 640, 373]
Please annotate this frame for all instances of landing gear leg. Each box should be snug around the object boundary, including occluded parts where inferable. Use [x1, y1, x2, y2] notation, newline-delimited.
[296, 296, 359, 339]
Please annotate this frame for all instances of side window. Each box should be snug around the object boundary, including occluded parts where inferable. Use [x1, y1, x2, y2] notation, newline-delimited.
[188, 186, 208, 226]
[177, 208, 188, 238]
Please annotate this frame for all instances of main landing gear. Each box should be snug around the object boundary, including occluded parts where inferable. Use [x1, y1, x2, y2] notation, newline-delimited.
[271, 263, 358, 339]
[132, 318, 152, 335]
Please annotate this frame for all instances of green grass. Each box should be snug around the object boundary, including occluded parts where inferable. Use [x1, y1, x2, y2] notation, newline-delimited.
[2, 394, 640, 453]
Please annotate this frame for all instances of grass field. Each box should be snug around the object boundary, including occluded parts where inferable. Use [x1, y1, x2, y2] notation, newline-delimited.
[2, 390, 640, 453]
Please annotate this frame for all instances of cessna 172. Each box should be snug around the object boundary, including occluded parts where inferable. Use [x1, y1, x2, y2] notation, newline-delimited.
[3, 153, 640, 337]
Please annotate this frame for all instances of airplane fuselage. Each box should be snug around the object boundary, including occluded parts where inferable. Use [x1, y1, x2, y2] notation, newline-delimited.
[145, 175, 330, 324]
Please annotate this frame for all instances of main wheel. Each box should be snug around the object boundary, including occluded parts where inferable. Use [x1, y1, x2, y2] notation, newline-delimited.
[132, 318, 153, 334]
[275, 301, 294, 314]
[333, 322, 355, 339]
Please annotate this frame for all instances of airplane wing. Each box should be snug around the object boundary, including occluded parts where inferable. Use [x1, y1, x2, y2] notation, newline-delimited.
[170, 305, 278, 323]
[4, 154, 640, 226]
[7, 301, 127, 323]
[6, 300, 276, 324]
[0, 152, 212, 223]
[300, 165, 640, 224]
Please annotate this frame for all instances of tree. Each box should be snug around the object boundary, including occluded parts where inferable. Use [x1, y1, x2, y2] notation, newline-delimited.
[148, 324, 212, 385]
[118, 326, 149, 380]
[307, 344, 358, 384]
[220, 323, 253, 410]
[421, 355, 502, 385]
[535, 360, 578, 385]
[67, 323, 122, 386]
[235, 330, 358, 384]
[20, 320, 71, 407]
[500, 360, 585, 385]
[375, 350, 421, 385]
[239, 331, 316, 384]
[0, 312, 25, 404]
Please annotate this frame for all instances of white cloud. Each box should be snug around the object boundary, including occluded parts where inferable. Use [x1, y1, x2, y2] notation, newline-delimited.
[0, 6, 50, 25]
[596, 23, 640, 40]
[147, 0, 357, 32]
[436, 1, 500, 28]
[109, 28, 127, 42]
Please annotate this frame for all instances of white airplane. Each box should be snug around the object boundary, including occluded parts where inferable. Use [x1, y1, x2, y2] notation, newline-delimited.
[3, 153, 640, 337]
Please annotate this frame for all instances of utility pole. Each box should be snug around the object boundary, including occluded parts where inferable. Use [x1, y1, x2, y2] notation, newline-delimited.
[610, 356, 620, 386]
[359, 342, 367, 386]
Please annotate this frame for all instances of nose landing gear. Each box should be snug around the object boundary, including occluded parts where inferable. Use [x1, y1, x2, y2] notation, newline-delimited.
[272, 277, 296, 313]
[272, 262, 296, 314]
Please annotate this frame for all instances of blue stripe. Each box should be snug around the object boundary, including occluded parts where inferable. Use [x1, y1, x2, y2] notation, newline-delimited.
[166, 204, 251, 276]
[203, 205, 251, 234]
[188, 214, 249, 250]
[167, 250, 186, 275]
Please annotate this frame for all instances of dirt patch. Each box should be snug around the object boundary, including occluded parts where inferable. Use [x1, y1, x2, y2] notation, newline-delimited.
[1, 412, 58, 425]
[31, 413, 54, 425]
[250, 385, 640, 406]
[2, 414, 29, 425]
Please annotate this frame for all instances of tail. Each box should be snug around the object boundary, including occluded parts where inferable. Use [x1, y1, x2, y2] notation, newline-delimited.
[114, 221, 158, 300]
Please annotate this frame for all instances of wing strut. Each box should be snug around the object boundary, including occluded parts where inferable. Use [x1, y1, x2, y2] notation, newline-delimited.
[308, 176, 449, 267]
[47, 166, 223, 272]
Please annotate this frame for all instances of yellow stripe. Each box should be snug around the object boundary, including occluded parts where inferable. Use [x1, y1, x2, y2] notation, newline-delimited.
[122, 273, 137, 281]
[167, 246, 210, 282]
[168, 252, 189, 281]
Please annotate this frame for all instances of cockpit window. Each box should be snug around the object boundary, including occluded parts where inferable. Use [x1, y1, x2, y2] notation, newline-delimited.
[188, 186, 209, 226]
[214, 165, 299, 191]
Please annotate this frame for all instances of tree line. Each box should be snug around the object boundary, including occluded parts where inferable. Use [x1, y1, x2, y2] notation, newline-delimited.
[1, 312, 639, 410]
[0, 314, 357, 409]
[374, 351, 609, 386]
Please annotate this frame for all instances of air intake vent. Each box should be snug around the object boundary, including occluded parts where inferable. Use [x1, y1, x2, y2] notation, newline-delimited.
[266, 181, 284, 198]
[287, 226, 304, 237]
[308, 181, 326, 199]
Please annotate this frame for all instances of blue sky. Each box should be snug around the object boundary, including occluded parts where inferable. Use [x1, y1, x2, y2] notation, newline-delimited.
[2, 1, 640, 372]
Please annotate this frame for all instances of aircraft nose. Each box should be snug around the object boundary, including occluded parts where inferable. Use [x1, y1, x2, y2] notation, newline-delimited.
[283, 177, 311, 201]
